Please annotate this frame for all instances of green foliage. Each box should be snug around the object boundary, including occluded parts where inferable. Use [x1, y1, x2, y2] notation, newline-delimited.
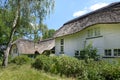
[42, 29, 56, 40]
[32, 55, 85, 77]
[76, 44, 99, 62]
[99, 59, 120, 80]
[32, 55, 52, 72]
[0, 64, 73, 80]
[11, 55, 30, 65]
[32, 55, 120, 80]
[56, 56, 85, 77]
[0, 0, 55, 67]
[78, 59, 120, 80]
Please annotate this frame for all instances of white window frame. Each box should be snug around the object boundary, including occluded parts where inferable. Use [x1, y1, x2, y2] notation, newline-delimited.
[104, 49, 112, 56]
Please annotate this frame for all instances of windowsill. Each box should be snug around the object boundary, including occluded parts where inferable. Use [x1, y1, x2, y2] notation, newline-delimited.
[59, 52, 64, 54]
[102, 56, 120, 58]
[86, 35, 103, 39]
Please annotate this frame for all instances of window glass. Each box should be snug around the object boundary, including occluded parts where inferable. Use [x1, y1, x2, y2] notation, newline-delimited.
[13, 48, 17, 54]
[75, 50, 79, 56]
[88, 30, 90, 37]
[88, 27, 101, 38]
[60, 46, 64, 52]
[94, 28, 97, 36]
[61, 39, 64, 45]
[118, 49, 120, 56]
[60, 39, 64, 54]
[94, 27, 100, 36]
[87, 29, 93, 37]
[114, 49, 117, 56]
[90, 29, 93, 37]
[97, 27, 100, 36]
[105, 49, 111, 56]
[114, 49, 120, 56]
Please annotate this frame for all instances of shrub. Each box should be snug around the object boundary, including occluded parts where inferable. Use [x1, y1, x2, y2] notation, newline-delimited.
[100, 61, 120, 80]
[32, 55, 53, 72]
[84, 61, 103, 80]
[56, 56, 84, 77]
[11, 55, 30, 65]
[80, 59, 120, 80]
[79, 44, 99, 63]
[32, 55, 120, 80]
[49, 56, 59, 74]
[32, 55, 85, 77]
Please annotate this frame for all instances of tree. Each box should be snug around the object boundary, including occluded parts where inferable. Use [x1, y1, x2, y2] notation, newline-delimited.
[42, 29, 56, 39]
[0, 0, 55, 67]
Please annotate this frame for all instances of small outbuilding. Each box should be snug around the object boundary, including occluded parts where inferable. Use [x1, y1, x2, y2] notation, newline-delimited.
[10, 38, 55, 57]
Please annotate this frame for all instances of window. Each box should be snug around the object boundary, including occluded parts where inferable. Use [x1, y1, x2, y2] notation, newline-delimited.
[60, 46, 64, 52]
[88, 30, 90, 37]
[87, 27, 101, 38]
[75, 50, 79, 56]
[94, 27, 100, 36]
[114, 49, 120, 56]
[61, 39, 64, 45]
[60, 39, 64, 53]
[90, 29, 93, 37]
[104, 49, 111, 56]
[87, 29, 93, 37]
[13, 48, 17, 54]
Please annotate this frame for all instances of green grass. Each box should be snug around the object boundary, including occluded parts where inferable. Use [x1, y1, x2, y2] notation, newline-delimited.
[0, 64, 74, 80]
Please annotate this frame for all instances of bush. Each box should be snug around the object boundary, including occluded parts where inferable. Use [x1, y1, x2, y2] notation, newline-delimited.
[56, 56, 85, 77]
[49, 56, 59, 74]
[83, 61, 103, 80]
[32, 55, 53, 72]
[78, 44, 99, 63]
[11, 55, 30, 65]
[32, 55, 120, 80]
[80, 59, 120, 80]
[100, 62, 120, 80]
[32, 55, 85, 77]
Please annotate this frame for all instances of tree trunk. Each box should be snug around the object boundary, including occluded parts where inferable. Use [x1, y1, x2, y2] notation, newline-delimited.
[2, 43, 11, 66]
[2, 0, 20, 67]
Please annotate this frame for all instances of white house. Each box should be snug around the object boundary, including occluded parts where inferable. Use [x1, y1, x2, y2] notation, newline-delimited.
[54, 2, 120, 57]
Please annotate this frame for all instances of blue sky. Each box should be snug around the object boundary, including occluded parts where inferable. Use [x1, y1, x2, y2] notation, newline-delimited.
[44, 0, 120, 30]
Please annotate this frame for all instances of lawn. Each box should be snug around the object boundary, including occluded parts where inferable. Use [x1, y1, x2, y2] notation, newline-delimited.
[0, 64, 73, 80]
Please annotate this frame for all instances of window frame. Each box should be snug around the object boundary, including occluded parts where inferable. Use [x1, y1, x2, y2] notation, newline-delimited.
[87, 29, 93, 37]
[60, 39, 64, 53]
[104, 49, 112, 56]
[60, 39, 64, 45]
[94, 27, 100, 36]
[114, 49, 120, 56]
[87, 27, 101, 38]
[75, 50, 80, 56]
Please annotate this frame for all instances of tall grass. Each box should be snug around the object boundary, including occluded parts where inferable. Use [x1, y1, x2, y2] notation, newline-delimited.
[0, 64, 73, 80]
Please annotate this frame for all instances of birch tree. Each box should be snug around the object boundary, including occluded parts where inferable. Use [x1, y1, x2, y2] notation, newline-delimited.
[0, 0, 54, 67]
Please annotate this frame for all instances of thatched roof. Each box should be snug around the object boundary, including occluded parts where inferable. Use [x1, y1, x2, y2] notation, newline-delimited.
[36, 38, 55, 53]
[54, 2, 120, 38]
[12, 39, 35, 54]
[12, 38, 55, 54]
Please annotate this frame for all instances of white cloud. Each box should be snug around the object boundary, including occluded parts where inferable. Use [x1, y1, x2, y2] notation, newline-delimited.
[89, 3, 109, 11]
[73, 10, 87, 17]
[72, 3, 109, 18]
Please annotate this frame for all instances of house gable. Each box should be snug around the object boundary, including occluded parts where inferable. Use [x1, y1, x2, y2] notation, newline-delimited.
[55, 23, 120, 57]
[54, 2, 120, 38]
